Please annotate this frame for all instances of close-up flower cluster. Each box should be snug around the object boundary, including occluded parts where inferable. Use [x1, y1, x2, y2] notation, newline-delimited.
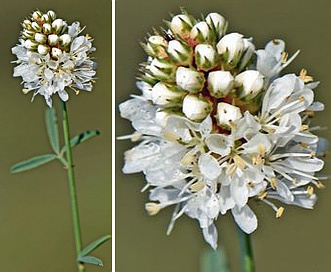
[119, 10, 328, 249]
[12, 10, 96, 107]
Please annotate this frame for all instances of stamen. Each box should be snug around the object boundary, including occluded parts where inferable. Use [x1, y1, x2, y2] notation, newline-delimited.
[145, 202, 161, 216]
[300, 125, 309, 131]
[307, 186, 314, 197]
[281, 52, 288, 63]
[299, 68, 313, 83]
[276, 206, 285, 218]
[233, 155, 247, 169]
[270, 178, 278, 189]
[190, 179, 205, 192]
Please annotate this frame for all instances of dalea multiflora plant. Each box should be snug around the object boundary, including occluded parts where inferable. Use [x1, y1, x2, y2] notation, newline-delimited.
[119, 9, 328, 252]
[11, 10, 109, 271]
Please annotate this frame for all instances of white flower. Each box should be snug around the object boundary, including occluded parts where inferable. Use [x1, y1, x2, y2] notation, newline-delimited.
[120, 9, 327, 250]
[12, 10, 96, 107]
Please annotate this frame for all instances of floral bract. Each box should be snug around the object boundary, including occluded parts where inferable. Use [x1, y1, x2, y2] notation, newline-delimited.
[12, 10, 96, 107]
[119, 10, 328, 249]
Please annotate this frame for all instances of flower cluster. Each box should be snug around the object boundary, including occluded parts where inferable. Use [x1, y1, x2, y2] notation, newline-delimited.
[119, 10, 328, 249]
[12, 10, 96, 107]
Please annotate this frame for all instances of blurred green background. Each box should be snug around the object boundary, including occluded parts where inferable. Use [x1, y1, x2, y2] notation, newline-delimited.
[0, 0, 111, 271]
[116, 0, 331, 271]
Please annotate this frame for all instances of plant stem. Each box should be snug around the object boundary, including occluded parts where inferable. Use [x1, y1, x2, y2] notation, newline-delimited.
[237, 226, 255, 272]
[61, 101, 84, 272]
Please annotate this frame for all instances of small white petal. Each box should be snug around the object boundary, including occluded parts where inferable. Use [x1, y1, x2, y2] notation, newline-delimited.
[232, 205, 258, 234]
[198, 153, 221, 180]
[202, 224, 218, 250]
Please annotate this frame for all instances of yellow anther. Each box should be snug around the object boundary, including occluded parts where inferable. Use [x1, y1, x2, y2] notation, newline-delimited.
[316, 181, 326, 189]
[307, 186, 314, 197]
[268, 128, 276, 134]
[131, 132, 142, 142]
[145, 203, 161, 216]
[247, 181, 255, 189]
[276, 206, 285, 218]
[226, 163, 237, 176]
[270, 178, 278, 189]
[257, 144, 265, 156]
[299, 142, 310, 149]
[281, 52, 288, 63]
[298, 95, 305, 102]
[22, 88, 29, 94]
[75, 90, 80, 95]
[190, 180, 205, 192]
[233, 155, 247, 169]
[292, 178, 297, 185]
[258, 191, 268, 200]
[310, 152, 316, 158]
[299, 68, 313, 83]
[304, 110, 315, 117]
[300, 125, 309, 131]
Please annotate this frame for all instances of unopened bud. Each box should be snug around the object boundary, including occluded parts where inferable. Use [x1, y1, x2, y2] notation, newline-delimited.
[190, 21, 211, 43]
[32, 10, 42, 21]
[217, 102, 242, 126]
[216, 33, 245, 65]
[24, 39, 38, 50]
[205, 13, 227, 37]
[182, 94, 211, 121]
[52, 18, 64, 33]
[151, 82, 184, 105]
[47, 10, 56, 21]
[195, 44, 217, 71]
[207, 71, 234, 97]
[43, 23, 52, 34]
[167, 40, 192, 65]
[51, 47, 62, 59]
[48, 34, 59, 45]
[148, 58, 177, 80]
[22, 29, 34, 39]
[34, 33, 47, 43]
[235, 70, 264, 99]
[59, 34, 71, 46]
[31, 21, 42, 31]
[145, 35, 168, 58]
[176, 67, 205, 93]
[41, 14, 50, 23]
[22, 20, 31, 29]
[170, 14, 193, 38]
[37, 44, 49, 55]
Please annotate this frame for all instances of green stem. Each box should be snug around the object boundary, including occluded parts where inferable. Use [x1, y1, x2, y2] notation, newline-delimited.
[237, 226, 255, 272]
[61, 101, 85, 272]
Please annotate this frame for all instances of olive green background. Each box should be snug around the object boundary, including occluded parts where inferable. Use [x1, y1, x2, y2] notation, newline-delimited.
[0, 0, 111, 271]
[116, 1, 331, 272]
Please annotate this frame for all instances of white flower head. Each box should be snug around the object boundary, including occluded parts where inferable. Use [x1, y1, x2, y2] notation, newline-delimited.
[120, 9, 328, 249]
[12, 10, 96, 107]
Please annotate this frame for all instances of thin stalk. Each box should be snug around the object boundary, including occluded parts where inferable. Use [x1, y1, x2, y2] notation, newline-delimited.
[61, 101, 85, 272]
[237, 226, 255, 272]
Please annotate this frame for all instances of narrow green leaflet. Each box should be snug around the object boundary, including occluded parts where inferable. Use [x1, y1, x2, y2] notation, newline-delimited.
[79, 235, 111, 257]
[10, 154, 57, 173]
[45, 108, 60, 153]
[201, 247, 229, 272]
[77, 256, 103, 267]
[60, 130, 100, 153]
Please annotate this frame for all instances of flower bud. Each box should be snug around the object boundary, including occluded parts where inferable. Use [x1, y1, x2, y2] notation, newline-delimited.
[151, 82, 184, 105]
[22, 29, 34, 39]
[205, 13, 227, 37]
[148, 58, 177, 81]
[182, 94, 210, 121]
[51, 47, 62, 59]
[43, 23, 52, 34]
[52, 18, 64, 33]
[170, 14, 193, 38]
[217, 102, 242, 126]
[190, 22, 210, 43]
[41, 14, 50, 23]
[47, 10, 56, 21]
[238, 39, 255, 71]
[22, 20, 31, 29]
[24, 39, 38, 50]
[32, 10, 42, 21]
[37, 44, 49, 55]
[235, 70, 264, 99]
[195, 44, 217, 71]
[207, 71, 234, 97]
[167, 40, 192, 65]
[48, 34, 59, 45]
[31, 21, 42, 31]
[34, 33, 47, 44]
[216, 33, 245, 65]
[145, 35, 168, 58]
[59, 34, 71, 46]
[176, 67, 205, 93]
